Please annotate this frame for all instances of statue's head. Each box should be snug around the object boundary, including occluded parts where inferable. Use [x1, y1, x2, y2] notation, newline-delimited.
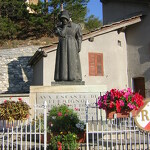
[59, 10, 70, 25]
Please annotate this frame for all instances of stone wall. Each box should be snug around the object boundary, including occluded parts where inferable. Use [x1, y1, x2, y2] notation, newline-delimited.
[0, 46, 39, 94]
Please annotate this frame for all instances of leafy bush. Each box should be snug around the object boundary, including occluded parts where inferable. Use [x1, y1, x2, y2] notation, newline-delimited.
[47, 105, 85, 134]
[49, 132, 79, 150]
[0, 97, 31, 121]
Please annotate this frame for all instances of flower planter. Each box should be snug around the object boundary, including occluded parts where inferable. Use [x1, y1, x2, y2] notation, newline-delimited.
[41, 133, 51, 144]
[77, 131, 86, 143]
[106, 109, 137, 119]
[0, 120, 21, 129]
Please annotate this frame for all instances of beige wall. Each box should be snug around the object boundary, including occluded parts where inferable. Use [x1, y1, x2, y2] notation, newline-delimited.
[33, 30, 128, 91]
[43, 51, 56, 85]
[80, 31, 128, 90]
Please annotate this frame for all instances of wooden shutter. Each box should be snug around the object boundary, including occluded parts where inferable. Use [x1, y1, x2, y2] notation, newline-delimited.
[89, 53, 96, 76]
[97, 53, 103, 76]
[89, 53, 104, 76]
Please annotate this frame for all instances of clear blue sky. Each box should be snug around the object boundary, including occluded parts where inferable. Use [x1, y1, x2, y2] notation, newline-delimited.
[87, 0, 103, 21]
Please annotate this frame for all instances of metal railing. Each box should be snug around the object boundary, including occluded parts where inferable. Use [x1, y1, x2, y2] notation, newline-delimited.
[0, 101, 47, 150]
[86, 100, 150, 150]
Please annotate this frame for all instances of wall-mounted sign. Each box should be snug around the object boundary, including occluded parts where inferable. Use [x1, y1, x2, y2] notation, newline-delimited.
[134, 99, 150, 131]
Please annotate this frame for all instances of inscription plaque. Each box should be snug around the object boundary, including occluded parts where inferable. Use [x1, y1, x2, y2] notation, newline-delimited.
[37, 92, 106, 120]
[30, 85, 107, 121]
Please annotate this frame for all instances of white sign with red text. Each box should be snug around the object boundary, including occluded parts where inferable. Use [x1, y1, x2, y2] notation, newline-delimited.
[134, 100, 150, 131]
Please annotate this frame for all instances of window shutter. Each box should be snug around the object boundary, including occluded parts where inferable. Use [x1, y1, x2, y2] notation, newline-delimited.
[89, 53, 96, 76]
[89, 53, 104, 76]
[97, 54, 103, 76]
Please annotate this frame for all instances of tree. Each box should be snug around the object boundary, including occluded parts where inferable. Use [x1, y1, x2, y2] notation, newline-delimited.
[85, 15, 102, 31]
[0, 0, 28, 39]
[0, 0, 94, 40]
[0, 0, 29, 21]
[48, 0, 89, 25]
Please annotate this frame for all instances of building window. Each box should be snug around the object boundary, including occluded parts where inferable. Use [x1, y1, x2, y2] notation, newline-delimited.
[88, 53, 104, 76]
[118, 40, 121, 47]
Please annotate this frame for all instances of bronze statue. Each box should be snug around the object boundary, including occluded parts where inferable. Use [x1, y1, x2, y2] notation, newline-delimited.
[54, 10, 82, 82]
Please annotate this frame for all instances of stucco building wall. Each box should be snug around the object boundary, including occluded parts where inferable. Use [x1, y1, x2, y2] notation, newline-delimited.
[81, 31, 128, 90]
[126, 13, 150, 97]
[102, 1, 148, 25]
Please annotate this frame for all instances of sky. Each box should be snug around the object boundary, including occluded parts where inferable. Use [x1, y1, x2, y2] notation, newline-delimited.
[87, 0, 103, 21]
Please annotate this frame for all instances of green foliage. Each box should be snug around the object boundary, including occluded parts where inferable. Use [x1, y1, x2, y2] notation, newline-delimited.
[47, 105, 85, 134]
[85, 15, 102, 31]
[49, 132, 79, 150]
[0, 0, 29, 21]
[0, 97, 31, 121]
[0, 17, 18, 39]
[0, 0, 102, 41]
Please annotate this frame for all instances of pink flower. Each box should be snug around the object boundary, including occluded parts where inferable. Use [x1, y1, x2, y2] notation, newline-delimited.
[127, 88, 132, 93]
[98, 101, 103, 108]
[116, 100, 121, 112]
[64, 114, 68, 116]
[119, 100, 124, 106]
[127, 103, 135, 109]
[109, 101, 114, 109]
[26, 114, 29, 119]
[18, 97, 22, 101]
[57, 112, 62, 116]
[74, 108, 80, 111]
[4, 100, 7, 103]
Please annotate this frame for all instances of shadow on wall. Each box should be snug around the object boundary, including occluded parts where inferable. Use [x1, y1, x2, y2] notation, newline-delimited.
[7, 56, 33, 94]
[138, 45, 150, 82]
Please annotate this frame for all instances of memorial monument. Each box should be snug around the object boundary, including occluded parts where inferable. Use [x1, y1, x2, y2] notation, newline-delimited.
[53, 10, 84, 85]
[29, 9, 107, 121]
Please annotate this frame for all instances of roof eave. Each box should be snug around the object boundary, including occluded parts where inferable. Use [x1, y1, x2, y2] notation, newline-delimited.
[28, 49, 47, 66]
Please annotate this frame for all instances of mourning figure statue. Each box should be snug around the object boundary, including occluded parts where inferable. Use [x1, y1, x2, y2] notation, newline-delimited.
[54, 10, 82, 81]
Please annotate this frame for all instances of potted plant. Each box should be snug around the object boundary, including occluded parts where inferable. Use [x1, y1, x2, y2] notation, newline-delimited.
[97, 88, 144, 119]
[47, 105, 86, 143]
[0, 97, 31, 121]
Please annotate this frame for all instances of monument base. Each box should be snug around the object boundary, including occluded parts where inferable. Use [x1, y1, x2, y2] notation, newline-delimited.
[51, 81, 85, 86]
[29, 85, 107, 121]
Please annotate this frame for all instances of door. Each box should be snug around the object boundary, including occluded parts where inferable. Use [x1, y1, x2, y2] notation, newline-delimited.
[133, 77, 145, 98]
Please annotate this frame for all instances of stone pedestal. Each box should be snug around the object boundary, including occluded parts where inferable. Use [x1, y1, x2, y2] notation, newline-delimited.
[29, 85, 107, 120]
[51, 81, 85, 86]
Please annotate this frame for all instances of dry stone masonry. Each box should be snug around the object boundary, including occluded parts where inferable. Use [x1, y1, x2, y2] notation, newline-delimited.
[0, 46, 39, 94]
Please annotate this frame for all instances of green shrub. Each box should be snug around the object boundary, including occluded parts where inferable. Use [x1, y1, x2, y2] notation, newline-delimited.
[49, 132, 79, 150]
[47, 105, 85, 134]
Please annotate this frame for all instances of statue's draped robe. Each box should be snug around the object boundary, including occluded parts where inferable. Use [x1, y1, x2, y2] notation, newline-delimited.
[54, 22, 82, 81]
